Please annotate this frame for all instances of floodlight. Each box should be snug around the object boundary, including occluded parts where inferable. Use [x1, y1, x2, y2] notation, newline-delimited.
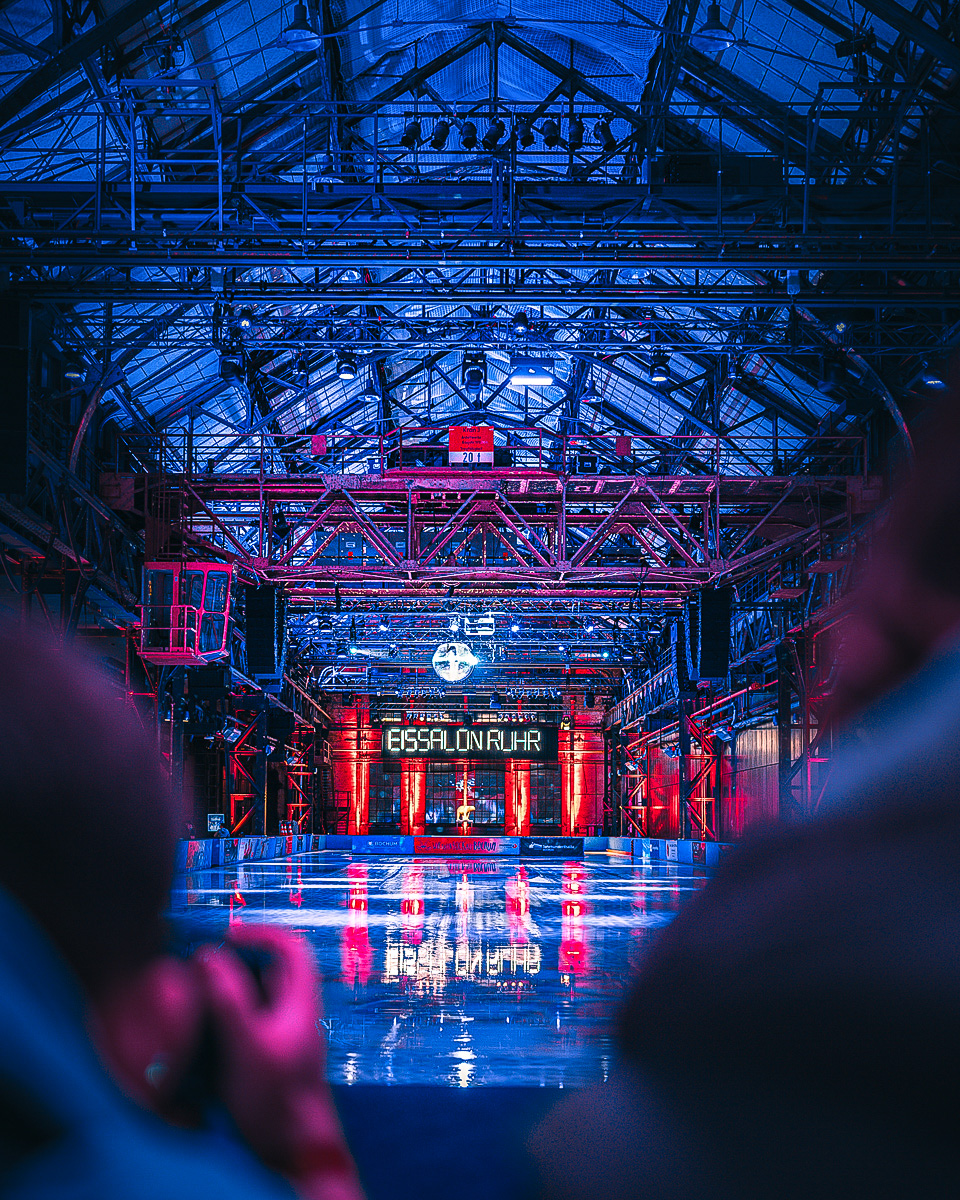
[460, 121, 478, 150]
[482, 118, 506, 150]
[218, 354, 245, 390]
[509, 356, 555, 387]
[63, 360, 85, 382]
[511, 310, 530, 335]
[541, 119, 560, 148]
[594, 119, 616, 154]
[430, 120, 450, 150]
[510, 620, 520, 634]
[277, 2, 324, 50]
[517, 118, 535, 148]
[400, 118, 422, 149]
[817, 358, 845, 393]
[919, 365, 947, 389]
[337, 352, 358, 381]
[649, 349, 670, 384]
[237, 306, 254, 330]
[714, 724, 735, 742]
[691, 2, 735, 51]
[568, 117, 584, 152]
[462, 352, 487, 396]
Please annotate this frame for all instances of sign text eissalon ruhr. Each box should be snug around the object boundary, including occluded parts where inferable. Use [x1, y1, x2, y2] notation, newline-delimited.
[382, 724, 558, 761]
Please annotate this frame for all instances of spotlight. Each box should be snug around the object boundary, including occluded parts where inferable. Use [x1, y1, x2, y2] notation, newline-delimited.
[337, 352, 358, 381]
[541, 119, 560, 148]
[430, 120, 450, 150]
[489, 691, 502, 710]
[510, 621, 520, 634]
[462, 352, 487, 396]
[919, 365, 947, 389]
[218, 354, 245, 390]
[482, 118, 506, 150]
[276, 1, 324, 50]
[400, 118, 422, 149]
[817, 358, 845, 393]
[460, 121, 478, 150]
[517, 118, 535, 148]
[691, 1, 735, 52]
[602, 650, 610, 659]
[649, 349, 670, 384]
[378, 617, 389, 632]
[594, 118, 616, 154]
[512, 311, 530, 336]
[585, 623, 595, 634]
[568, 117, 584, 152]
[509, 356, 555, 387]
[237, 306, 254, 330]
[63, 360, 85, 382]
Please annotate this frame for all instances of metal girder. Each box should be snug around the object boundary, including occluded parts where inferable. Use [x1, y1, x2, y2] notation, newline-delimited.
[0, 0, 185, 132]
[839, 0, 960, 72]
[112, 457, 855, 602]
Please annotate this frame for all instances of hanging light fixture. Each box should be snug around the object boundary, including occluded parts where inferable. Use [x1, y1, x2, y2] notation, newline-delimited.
[462, 352, 487, 396]
[649, 348, 670, 384]
[509, 356, 555, 387]
[400, 117, 422, 149]
[517, 118, 535, 149]
[594, 118, 617, 154]
[567, 117, 584, 152]
[236, 306, 254, 330]
[460, 121, 478, 150]
[336, 352, 358, 381]
[541, 118, 561, 148]
[276, 2, 324, 50]
[482, 117, 506, 150]
[691, 2, 735, 52]
[512, 310, 530, 336]
[430, 120, 450, 150]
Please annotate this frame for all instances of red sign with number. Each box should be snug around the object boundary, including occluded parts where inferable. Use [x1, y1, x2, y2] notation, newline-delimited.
[449, 426, 494, 465]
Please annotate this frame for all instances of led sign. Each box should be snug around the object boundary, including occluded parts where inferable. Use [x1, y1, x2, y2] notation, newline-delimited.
[382, 724, 558, 761]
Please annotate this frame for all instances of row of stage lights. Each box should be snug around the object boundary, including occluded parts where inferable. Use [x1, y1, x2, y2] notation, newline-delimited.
[398, 115, 620, 156]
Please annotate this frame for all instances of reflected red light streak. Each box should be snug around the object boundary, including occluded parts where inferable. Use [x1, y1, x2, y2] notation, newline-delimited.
[400, 862, 425, 946]
[559, 861, 591, 977]
[341, 862, 372, 985]
[506, 866, 531, 945]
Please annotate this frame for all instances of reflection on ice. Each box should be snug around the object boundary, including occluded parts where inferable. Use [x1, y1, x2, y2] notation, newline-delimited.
[171, 853, 706, 1086]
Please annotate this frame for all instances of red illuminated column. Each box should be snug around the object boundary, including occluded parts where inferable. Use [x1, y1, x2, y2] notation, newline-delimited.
[505, 761, 531, 836]
[561, 721, 605, 835]
[400, 759, 426, 835]
[330, 699, 370, 834]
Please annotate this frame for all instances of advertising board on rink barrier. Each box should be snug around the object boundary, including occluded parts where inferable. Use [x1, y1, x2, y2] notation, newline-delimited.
[413, 836, 520, 856]
[519, 836, 584, 857]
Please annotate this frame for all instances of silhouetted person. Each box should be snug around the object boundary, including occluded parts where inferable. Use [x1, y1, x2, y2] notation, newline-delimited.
[0, 614, 361, 1200]
[531, 363, 960, 1199]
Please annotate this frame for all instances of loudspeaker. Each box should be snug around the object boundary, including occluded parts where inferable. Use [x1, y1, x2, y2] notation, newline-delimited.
[245, 585, 284, 676]
[697, 587, 732, 680]
[0, 300, 28, 493]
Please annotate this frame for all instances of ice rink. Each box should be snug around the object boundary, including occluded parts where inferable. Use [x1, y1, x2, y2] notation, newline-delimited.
[171, 852, 708, 1087]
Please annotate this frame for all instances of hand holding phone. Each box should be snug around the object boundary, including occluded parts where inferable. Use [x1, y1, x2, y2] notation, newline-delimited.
[194, 927, 363, 1200]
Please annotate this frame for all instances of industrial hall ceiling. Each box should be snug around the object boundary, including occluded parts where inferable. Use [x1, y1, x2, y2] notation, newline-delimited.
[0, 0, 958, 690]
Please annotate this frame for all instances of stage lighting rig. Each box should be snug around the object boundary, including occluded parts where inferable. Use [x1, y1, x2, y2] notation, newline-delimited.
[400, 118, 422, 149]
[462, 352, 487, 396]
[337, 352, 358, 381]
[510, 356, 555, 387]
[430, 120, 450, 150]
[482, 118, 506, 150]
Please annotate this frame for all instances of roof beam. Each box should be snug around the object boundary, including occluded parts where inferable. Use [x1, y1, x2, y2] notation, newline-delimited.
[839, 0, 960, 72]
[0, 0, 178, 133]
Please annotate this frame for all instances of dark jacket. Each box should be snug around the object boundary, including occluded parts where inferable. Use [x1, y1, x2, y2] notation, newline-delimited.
[0, 887, 294, 1198]
[532, 641, 960, 1199]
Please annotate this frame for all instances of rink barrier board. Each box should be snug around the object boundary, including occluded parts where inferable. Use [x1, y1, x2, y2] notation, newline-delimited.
[174, 834, 736, 871]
